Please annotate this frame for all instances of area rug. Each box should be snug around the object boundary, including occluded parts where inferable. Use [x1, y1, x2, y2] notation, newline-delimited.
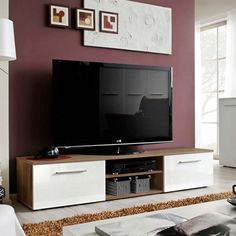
[22, 191, 233, 236]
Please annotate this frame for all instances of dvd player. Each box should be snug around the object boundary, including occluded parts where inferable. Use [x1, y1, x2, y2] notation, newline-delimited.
[107, 158, 156, 174]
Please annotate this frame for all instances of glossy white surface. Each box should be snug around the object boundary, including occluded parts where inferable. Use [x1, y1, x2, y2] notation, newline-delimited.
[33, 161, 105, 210]
[14, 160, 236, 225]
[164, 152, 213, 192]
[219, 98, 236, 167]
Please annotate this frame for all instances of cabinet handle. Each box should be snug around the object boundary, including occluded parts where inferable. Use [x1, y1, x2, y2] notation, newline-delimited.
[224, 104, 236, 107]
[54, 170, 87, 175]
[177, 160, 202, 164]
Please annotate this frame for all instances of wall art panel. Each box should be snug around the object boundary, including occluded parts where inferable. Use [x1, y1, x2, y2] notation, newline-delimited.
[84, 0, 172, 54]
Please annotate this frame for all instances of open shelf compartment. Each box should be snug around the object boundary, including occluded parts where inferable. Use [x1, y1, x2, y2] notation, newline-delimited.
[105, 156, 164, 199]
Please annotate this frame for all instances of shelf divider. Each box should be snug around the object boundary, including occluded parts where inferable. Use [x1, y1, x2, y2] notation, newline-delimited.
[106, 170, 163, 179]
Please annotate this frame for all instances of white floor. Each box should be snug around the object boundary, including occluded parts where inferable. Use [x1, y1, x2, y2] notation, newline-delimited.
[13, 161, 236, 225]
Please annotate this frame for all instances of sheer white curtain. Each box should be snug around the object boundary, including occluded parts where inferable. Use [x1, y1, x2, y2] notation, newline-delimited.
[195, 21, 203, 147]
[225, 9, 236, 97]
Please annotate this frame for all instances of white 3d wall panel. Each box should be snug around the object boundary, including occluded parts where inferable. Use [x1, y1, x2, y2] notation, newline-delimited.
[84, 0, 172, 54]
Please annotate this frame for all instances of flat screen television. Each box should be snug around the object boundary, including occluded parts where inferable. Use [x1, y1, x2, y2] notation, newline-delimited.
[52, 59, 173, 154]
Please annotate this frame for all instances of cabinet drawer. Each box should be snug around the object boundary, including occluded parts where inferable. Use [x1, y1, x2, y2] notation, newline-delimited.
[32, 161, 105, 210]
[164, 153, 213, 192]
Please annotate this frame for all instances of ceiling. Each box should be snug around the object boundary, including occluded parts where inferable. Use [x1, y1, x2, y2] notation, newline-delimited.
[195, 0, 236, 23]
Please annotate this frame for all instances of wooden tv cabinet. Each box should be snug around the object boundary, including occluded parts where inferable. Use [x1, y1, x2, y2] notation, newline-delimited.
[16, 148, 213, 210]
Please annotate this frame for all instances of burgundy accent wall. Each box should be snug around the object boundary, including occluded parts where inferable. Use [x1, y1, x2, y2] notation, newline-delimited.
[9, 0, 195, 192]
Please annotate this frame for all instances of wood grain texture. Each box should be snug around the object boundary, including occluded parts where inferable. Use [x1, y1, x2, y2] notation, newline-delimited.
[17, 160, 32, 208]
[106, 170, 163, 179]
[16, 148, 213, 165]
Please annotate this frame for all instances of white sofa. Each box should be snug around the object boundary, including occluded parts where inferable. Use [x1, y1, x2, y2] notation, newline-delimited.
[0, 205, 25, 236]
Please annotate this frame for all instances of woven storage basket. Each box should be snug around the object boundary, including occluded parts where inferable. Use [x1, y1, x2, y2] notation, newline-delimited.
[131, 176, 150, 193]
[106, 178, 131, 196]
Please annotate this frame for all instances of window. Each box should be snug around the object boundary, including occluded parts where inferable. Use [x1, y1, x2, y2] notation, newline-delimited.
[200, 21, 226, 155]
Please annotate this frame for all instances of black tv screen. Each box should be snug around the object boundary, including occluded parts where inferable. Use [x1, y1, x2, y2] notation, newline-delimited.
[52, 60, 173, 150]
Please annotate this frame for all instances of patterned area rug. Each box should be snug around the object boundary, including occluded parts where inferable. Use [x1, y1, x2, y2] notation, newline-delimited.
[22, 191, 233, 236]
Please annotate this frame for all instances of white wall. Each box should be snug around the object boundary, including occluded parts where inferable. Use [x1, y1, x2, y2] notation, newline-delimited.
[195, 0, 236, 23]
[0, 0, 10, 201]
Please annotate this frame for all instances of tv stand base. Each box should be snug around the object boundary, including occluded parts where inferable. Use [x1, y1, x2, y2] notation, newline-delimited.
[16, 147, 213, 210]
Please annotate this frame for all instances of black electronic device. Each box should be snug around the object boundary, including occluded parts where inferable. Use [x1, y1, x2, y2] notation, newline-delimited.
[106, 158, 157, 174]
[52, 59, 173, 155]
[34, 146, 60, 159]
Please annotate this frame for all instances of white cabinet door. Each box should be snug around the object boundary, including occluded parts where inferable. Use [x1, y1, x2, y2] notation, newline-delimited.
[219, 98, 236, 167]
[32, 161, 105, 210]
[164, 153, 213, 192]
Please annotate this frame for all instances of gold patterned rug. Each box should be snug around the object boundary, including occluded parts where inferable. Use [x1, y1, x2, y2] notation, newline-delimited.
[22, 192, 233, 236]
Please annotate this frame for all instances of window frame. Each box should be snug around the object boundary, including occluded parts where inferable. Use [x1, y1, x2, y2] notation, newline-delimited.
[200, 20, 227, 155]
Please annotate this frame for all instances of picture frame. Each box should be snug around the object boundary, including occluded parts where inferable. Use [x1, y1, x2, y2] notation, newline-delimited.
[76, 8, 95, 30]
[99, 11, 118, 34]
[49, 4, 70, 28]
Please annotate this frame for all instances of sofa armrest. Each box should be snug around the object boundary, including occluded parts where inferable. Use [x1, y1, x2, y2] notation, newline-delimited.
[0, 205, 25, 236]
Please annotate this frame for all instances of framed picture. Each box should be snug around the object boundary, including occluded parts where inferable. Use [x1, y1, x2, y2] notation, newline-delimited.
[76, 8, 95, 30]
[100, 11, 118, 34]
[49, 4, 70, 28]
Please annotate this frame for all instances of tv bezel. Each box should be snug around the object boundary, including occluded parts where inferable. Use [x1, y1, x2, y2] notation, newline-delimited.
[53, 59, 173, 151]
